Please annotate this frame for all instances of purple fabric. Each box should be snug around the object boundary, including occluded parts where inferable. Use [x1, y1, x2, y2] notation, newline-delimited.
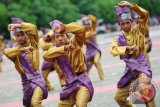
[40, 28, 50, 35]
[86, 63, 91, 72]
[11, 18, 24, 24]
[49, 20, 62, 29]
[118, 13, 132, 22]
[85, 36, 101, 72]
[114, 6, 132, 22]
[115, 6, 130, 16]
[41, 60, 55, 71]
[12, 28, 21, 35]
[85, 36, 101, 61]
[116, 35, 152, 88]
[133, 11, 139, 19]
[82, 15, 88, 20]
[19, 53, 48, 107]
[11, 18, 24, 35]
[10, 41, 18, 47]
[55, 55, 94, 101]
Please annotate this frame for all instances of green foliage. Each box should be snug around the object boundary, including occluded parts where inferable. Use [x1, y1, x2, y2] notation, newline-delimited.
[0, 3, 9, 38]
[0, 0, 159, 39]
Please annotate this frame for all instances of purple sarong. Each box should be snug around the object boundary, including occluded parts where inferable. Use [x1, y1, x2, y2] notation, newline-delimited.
[85, 36, 101, 61]
[116, 34, 152, 88]
[41, 60, 54, 71]
[55, 55, 94, 101]
[19, 53, 48, 107]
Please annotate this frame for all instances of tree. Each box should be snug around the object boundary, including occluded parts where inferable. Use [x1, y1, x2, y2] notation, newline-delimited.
[0, 3, 9, 38]
[70, 0, 119, 23]
[0, 0, 81, 39]
[0, 0, 159, 39]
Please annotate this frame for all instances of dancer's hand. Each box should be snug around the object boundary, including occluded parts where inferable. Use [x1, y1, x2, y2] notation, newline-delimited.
[126, 45, 139, 52]
[53, 23, 66, 33]
[20, 46, 34, 54]
[133, 46, 139, 52]
[64, 44, 75, 51]
[59, 24, 66, 34]
[118, 1, 133, 8]
[8, 24, 21, 31]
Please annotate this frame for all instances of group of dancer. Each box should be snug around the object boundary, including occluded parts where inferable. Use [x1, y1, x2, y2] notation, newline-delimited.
[1, 1, 155, 107]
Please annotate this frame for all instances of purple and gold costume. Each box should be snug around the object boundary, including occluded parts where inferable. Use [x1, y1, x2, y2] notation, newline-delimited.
[4, 18, 48, 107]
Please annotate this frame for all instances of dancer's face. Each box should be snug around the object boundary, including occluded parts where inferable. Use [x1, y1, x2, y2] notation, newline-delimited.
[15, 31, 26, 45]
[54, 33, 68, 47]
[119, 19, 132, 32]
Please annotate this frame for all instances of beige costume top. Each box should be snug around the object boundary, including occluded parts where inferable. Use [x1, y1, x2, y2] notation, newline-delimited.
[4, 23, 39, 74]
[43, 22, 86, 85]
[110, 4, 149, 57]
[39, 30, 54, 51]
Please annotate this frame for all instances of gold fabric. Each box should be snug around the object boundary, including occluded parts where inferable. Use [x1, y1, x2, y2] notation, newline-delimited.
[30, 86, 43, 107]
[58, 86, 90, 107]
[4, 23, 39, 74]
[88, 53, 104, 80]
[115, 73, 155, 107]
[43, 23, 86, 84]
[39, 30, 54, 51]
[110, 4, 149, 57]
[42, 69, 54, 91]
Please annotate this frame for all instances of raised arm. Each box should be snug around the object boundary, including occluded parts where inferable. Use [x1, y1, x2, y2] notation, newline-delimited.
[8, 22, 39, 43]
[61, 22, 85, 47]
[88, 14, 97, 31]
[131, 4, 149, 35]
[118, 1, 149, 35]
[20, 23, 39, 43]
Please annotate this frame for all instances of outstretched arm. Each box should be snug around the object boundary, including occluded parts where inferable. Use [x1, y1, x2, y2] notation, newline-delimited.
[4, 46, 34, 61]
[88, 14, 97, 31]
[110, 38, 127, 56]
[8, 23, 39, 45]
[110, 37, 139, 56]
[43, 46, 66, 62]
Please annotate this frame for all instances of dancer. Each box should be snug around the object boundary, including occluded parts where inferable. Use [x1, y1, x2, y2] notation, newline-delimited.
[43, 20, 94, 107]
[82, 14, 104, 80]
[110, 1, 155, 107]
[5, 18, 48, 107]
[39, 28, 54, 91]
